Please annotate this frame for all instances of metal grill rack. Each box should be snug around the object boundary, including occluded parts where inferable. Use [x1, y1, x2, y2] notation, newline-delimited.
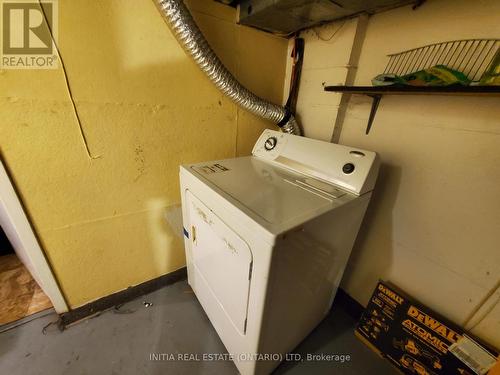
[384, 39, 499, 82]
[324, 39, 500, 134]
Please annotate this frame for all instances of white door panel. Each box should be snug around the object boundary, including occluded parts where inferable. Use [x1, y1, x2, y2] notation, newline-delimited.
[187, 191, 253, 335]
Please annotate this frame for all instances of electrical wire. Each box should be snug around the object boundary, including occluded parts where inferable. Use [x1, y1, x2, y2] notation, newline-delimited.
[38, 0, 101, 160]
[463, 280, 500, 331]
[312, 20, 346, 42]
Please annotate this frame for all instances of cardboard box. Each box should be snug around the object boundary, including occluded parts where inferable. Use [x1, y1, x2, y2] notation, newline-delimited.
[356, 281, 499, 375]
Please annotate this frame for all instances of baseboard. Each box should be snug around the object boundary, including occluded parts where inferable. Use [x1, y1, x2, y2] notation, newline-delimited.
[59, 271, 361, 329]
[59, 267, 187, 329]
[333, 287, 365, 321]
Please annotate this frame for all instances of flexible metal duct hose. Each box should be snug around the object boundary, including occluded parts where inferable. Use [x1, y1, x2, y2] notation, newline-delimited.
[154, 0, 301, 135]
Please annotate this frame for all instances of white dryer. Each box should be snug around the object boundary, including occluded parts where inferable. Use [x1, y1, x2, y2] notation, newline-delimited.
[180, 129, 380, 374]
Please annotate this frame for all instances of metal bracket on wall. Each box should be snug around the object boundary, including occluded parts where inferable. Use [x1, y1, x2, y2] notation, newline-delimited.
[366, 94, 382, 135]
[324, 85, 500, 135]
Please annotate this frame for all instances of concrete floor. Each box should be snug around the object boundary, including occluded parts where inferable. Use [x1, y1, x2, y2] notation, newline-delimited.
[0, 280, 397, 375]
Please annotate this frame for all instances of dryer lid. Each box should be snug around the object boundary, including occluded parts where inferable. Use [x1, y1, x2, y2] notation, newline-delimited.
[189, 156, 351, 225]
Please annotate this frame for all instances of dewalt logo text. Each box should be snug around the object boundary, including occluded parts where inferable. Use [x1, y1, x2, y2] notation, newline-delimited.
[377, 284, 404, 305]
[407, 306, 461, 343]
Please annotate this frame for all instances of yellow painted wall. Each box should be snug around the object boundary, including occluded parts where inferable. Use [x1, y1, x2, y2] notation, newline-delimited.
[295, 0, 500, 348]
[0, 0, 287, 307]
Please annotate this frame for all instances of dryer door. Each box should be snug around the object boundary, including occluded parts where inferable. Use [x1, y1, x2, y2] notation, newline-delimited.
[186, 191, 253, 335]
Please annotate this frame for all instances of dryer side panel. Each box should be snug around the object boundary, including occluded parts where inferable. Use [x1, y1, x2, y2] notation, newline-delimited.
[256, 194, 372, 374]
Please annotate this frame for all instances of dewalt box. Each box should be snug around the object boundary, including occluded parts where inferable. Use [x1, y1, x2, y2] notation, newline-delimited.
[356, 281, 499, 375]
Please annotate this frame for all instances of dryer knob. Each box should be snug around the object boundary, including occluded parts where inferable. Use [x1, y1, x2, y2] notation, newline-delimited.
[342, 163, 355, 174]
[264, 136, 277, 151]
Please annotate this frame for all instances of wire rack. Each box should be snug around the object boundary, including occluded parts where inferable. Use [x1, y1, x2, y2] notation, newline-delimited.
[383, 39, 499, 82]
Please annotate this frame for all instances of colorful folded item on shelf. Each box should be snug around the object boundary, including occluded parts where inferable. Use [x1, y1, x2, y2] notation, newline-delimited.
[372, 65, 471, 87]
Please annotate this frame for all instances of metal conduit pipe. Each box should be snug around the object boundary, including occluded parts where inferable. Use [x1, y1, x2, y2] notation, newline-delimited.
[154, 0, 302, 135]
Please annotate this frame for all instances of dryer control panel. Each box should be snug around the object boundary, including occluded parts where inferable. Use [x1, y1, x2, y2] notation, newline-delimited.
[252, 129, 379, 195]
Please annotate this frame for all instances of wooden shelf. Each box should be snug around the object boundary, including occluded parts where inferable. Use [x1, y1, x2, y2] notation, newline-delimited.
[324, 85, 500, 133]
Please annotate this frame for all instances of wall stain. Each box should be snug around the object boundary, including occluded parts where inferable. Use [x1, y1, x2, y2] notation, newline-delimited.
[133, 145, 147, 182]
